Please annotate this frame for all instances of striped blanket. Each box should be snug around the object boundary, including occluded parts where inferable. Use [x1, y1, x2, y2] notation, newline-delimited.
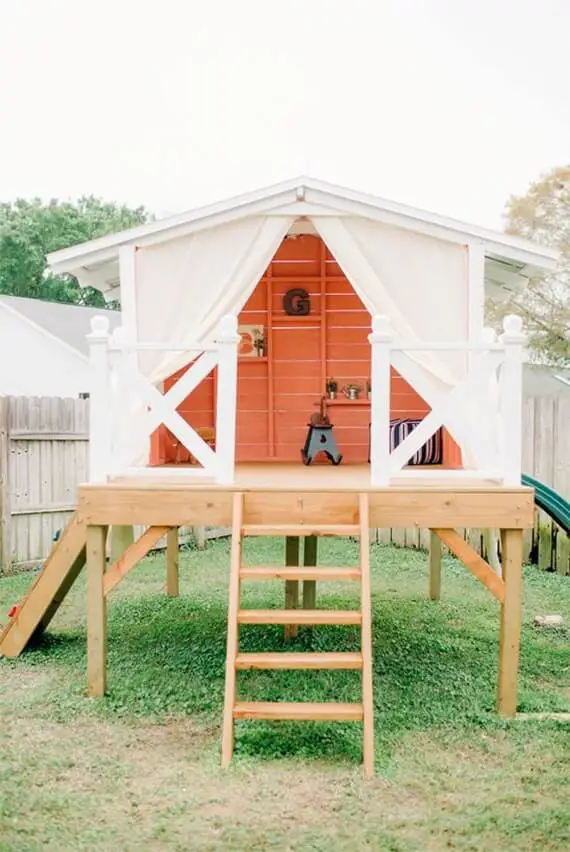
[390, 419, 442, 465]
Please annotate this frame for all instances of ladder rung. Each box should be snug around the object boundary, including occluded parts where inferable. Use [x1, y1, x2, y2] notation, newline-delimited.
[240, 566, 361, 581]
[242, 524, 360, 538]
[233, 701, 364, 721]
[238, 609, 362, 625]
[235, 651, 363, 670]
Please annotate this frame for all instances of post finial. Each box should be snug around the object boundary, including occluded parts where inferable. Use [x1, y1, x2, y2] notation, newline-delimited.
[502, 314, 524, 338]
[88, 315, 110, 338]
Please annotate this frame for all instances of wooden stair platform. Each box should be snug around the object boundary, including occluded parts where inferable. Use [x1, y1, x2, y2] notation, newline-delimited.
[233, 701, 364, 721]
[240, 566, 360, 581]
[237, 609, 362, 625]
[235, 651, 363, 670]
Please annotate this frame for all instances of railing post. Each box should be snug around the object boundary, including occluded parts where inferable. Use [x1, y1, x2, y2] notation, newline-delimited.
[368, 315, 393, 486]
[215, 315, 241, 484]
[500, 315, 525, 486]
[87, 316, 111, 484]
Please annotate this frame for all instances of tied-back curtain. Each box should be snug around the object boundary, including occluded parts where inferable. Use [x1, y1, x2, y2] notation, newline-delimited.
[312, 216, 467, 385]
[135, 216, 295, 382]
[312, 216, 481, 466]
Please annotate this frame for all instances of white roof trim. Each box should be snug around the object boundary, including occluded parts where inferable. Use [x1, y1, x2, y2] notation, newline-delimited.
[47, 175, 558, 276]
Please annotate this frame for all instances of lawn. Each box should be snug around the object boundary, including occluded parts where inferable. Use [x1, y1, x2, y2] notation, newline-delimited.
[1, 538, 569, 851]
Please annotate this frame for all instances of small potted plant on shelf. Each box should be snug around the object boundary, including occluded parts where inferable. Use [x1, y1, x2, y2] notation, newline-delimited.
[366, 379, 371, 400]
[326, 377, 338, 399]
[343, 383, 361, 401]
[253, 330, 265, 358]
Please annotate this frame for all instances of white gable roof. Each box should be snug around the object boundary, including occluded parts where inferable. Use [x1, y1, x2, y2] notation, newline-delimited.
[46, 175, 558, 299]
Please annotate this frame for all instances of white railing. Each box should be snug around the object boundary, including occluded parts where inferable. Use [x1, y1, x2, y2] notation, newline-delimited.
[368, 314, 525, 486]
[88, 311, 524, 488]
[87, 315, 240, 484]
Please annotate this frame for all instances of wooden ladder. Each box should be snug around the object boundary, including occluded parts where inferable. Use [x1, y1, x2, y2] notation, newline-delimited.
[221, 492, 374, 777]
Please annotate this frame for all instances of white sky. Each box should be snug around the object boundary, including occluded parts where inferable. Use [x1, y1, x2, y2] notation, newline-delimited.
[1, 0, 569, 229]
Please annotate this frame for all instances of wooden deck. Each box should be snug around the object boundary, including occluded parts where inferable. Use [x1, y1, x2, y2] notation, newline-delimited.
[78, 463, 534, 530]
[112, 462, 504, 489]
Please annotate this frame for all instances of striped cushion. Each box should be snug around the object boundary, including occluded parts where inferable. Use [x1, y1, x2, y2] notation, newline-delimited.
[390, 419, 442, 465]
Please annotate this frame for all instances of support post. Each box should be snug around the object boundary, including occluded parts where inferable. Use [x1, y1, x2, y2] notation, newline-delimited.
[118, 245, 138, 337]
[215, 315, 240, 485]
[428, 531, 441, 601]
[467, 241, 485, 372]
[500, 315, 525, 486]
[87, 525, 108, 698]
[303, 536, 318, 608]
[284, 536, 300, 639]
[166, 527, 179, 597]
[87, 316, 111, 484]
[368, 315, 392, 486]
[193, 526, 206, 550]
[497, 528, 523, 716]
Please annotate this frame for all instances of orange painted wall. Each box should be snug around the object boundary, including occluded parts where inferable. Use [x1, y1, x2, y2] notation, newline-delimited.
[152, 234, 460, 466]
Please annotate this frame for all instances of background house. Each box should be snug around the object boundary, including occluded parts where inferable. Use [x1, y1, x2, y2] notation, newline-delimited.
[523, 363, 570, 397]
[0, 296, 121, 398]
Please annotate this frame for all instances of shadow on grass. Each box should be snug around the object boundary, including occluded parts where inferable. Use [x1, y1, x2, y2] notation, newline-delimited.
[7, 562, 568, 766]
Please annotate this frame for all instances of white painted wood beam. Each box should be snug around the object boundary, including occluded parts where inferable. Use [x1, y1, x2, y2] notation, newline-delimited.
[118, 246, 137, 343]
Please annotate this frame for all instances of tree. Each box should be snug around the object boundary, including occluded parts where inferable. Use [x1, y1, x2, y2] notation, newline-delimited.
[487, 166, 570, 366]
[0, 197, 149, 307]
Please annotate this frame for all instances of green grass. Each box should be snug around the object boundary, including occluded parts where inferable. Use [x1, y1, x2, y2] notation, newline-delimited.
[1, 539, 570, 850]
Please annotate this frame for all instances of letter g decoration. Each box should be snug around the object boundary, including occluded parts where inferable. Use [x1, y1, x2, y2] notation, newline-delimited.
[283, 288, 310, 316]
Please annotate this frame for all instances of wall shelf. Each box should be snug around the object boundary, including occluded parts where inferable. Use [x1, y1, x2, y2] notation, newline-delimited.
[239, 356, 268, 363]
[326, 398, 371, 406]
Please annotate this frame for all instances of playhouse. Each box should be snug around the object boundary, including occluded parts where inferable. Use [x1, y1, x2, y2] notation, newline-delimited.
[0, 177, 557, 776]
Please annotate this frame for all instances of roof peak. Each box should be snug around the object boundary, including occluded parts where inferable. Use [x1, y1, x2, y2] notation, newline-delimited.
[47, 174, 558, 280]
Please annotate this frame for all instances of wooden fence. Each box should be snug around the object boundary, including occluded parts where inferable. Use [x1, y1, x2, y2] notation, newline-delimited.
[521, 394, 570, 575]
[0, 396, 89, 572]
[1, 394, 569, 574]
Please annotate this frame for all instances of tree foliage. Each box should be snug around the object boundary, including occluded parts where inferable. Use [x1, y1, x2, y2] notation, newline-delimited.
[0, 197, 149, 307]
[487, 165, 570, 366]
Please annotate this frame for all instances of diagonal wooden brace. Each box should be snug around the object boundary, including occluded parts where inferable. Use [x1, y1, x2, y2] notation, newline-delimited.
[432, 528, 505, 603]
[104, 526, 171, 596]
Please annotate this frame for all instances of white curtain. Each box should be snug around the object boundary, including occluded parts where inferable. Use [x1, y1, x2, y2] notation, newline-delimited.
[135, 215, 294, 382]
[312, 216, 467, 385]
[312, 216, 482, 465]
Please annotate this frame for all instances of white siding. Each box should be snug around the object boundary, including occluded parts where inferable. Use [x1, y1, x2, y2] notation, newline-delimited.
[0, 306, 90, 397]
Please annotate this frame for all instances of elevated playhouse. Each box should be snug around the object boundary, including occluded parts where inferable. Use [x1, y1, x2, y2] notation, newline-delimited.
[0, 177, 559, 776]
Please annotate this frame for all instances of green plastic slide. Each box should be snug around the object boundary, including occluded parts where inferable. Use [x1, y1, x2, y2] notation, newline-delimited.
[521, 474, 570, 534]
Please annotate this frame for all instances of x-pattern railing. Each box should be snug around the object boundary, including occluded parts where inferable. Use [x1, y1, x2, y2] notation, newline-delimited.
[88, 315, 240, 484]
[368, 315, 525, 486]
